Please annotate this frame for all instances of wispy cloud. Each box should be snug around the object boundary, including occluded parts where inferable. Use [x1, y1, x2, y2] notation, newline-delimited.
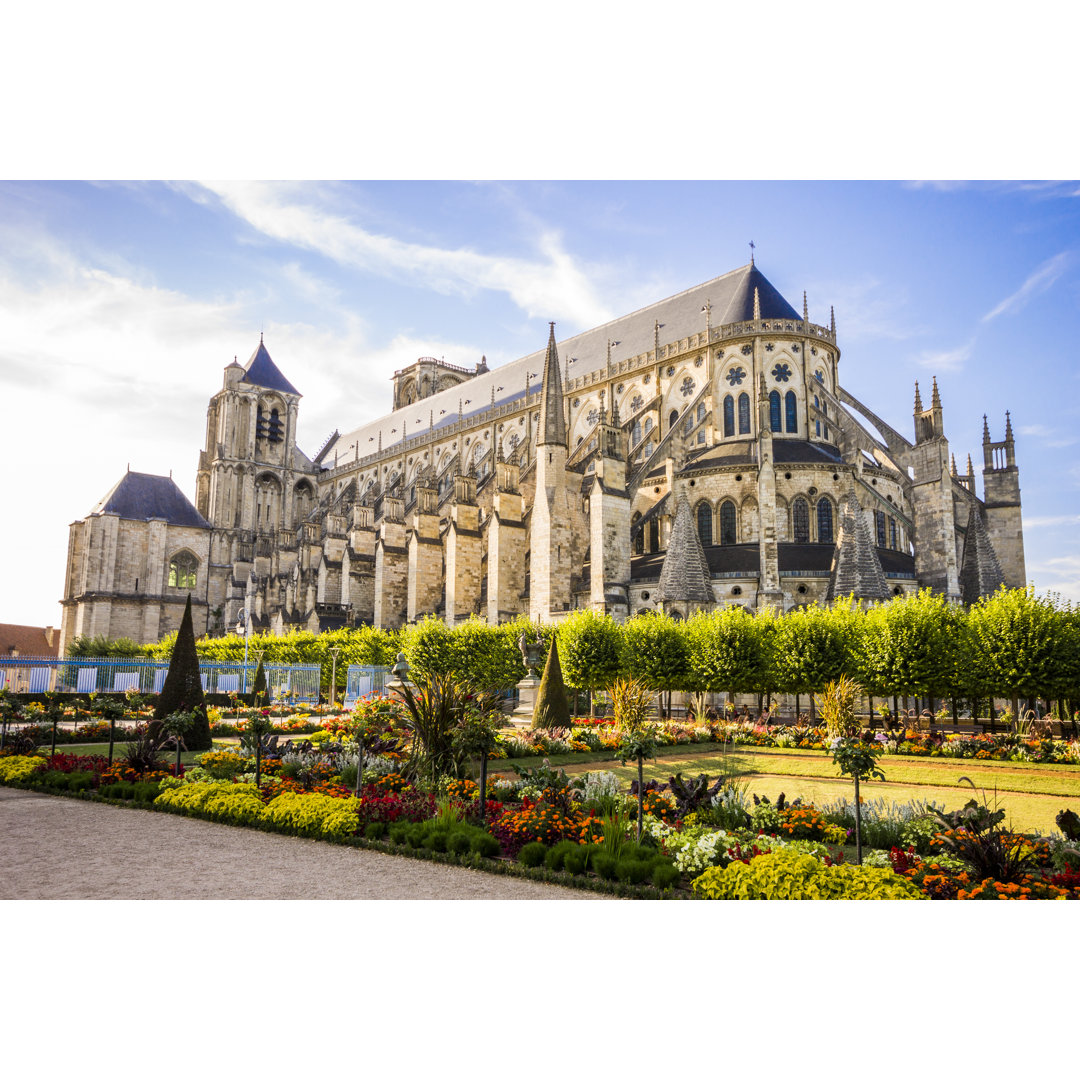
[912, 338, 974, 373]
[982, 251, 1071, 321]
[1016, 423, 1079, 449]
[804, 274, 919, 343]
[1023, 514, 1080, 528]
[187, 182, 615, 328]
[1028, 554, 1080, 605]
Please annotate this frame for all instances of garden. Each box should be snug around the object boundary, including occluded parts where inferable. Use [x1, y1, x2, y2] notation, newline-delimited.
[4, 586, 1080, 900]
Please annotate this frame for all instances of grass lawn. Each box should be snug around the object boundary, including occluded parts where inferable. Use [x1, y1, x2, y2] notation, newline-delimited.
[492, 744, 1080, 836]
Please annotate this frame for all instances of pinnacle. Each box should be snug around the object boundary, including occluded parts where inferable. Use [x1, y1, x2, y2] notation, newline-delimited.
[914, 381, 923, 413]
[931, 376, 941, 410]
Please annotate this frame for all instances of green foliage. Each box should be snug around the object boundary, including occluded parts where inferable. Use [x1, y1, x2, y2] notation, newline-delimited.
[66, 634, 148, 658]
[558, 609, 624, 691]
[518, 841, 548, 867]
[651, 861, 681, 890]
[262, 791, 361, 839]
[691, 848, 925, 899]
[967, 586, 1073, 702]
[819, 675, 864, 740]
[251, 658, 268, 703]
[831, 738, 885, 783]
[401, 616, 523, 690]
[532, 635, 571, 730]
[858, 590, 963, 699]
[772, 600, 858, 696]
[606, 676, 652, 733]
[685, 606, 772, 696]
[622, 613, 691, 691]
[154, 596, 211, 751]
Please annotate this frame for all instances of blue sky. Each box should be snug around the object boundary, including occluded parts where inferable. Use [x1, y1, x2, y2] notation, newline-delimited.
[2, 179, 1078, 627]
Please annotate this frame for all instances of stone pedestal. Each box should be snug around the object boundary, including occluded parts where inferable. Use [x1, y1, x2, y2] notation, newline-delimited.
[512, 677, 540, 721]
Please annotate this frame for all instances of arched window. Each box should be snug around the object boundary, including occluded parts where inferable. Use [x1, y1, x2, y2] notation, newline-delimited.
[723, 395, 735, 437]
[738, 392, 751, 434]
[769, 391, 782, 432]
[719, 500, 737, 545]
[889, 517, 897, 549]
[792, 497, 810, 543]
[785, 390, 797, 433]
[632, 419, 642, 446]
[644, 416, 653, 435]
[814, 394, 821, 437]
[821, 400, 829, 440]
[632, 513, 644, 555]
[875, 510, 887, 547]
[817, 498, 834, 544]
[697, 401, 706, 424]
[669, 409, 679, 431]
[648, 518, 660, 552]
[168, 551, 198, 589]
[697, 503, 713, 546]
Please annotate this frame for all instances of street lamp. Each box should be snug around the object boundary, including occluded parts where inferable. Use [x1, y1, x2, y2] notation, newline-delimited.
[328, 646, 342, 709]
[236, 607, 250, 694]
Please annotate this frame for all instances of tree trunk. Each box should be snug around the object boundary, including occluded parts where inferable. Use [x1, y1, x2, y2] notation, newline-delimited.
[854, 772, 862, 866]
[637, 755, 644, 841]
[795, 693, 800, 721]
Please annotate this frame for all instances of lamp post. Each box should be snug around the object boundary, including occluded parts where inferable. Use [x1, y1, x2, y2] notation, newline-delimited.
[328, 646, 342, 710]
[236, 608, 250, 694]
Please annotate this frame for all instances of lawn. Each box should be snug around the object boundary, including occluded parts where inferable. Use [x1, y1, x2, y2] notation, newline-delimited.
[492, 744, 1080, 836]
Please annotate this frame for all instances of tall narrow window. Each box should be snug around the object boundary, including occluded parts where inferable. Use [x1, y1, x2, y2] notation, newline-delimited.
[719, 500, 737, 545]
[875, 510, 887, 547]
[785, 390, 798, 433]
[738, 392, 751, 434]
[697, 503, 713, 546]
[632, 419, 641, 446]
[889, 517, 897, 549]
[697, 401, 706, 424]
[632, 513, 644, 555]
[814, 394, 821, 437]
[669, 409, 679, 432]
[792, 497, 810, 543]
[723, 395, 735, 437]
[648, 518, 659, 552]
[817, 498, 834, 544]
[168, 551, 198, 589]
[769, 391, 781, 432]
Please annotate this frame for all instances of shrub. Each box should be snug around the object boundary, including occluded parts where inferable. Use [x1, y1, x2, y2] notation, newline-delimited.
[651, 861, 681, 890]
[0, 755, 46, 784]
[615, 858, 652, 884]
[262, 791, 361, 840]
[545, 839, 580, 872]
[132, 781, 161, 803]
[469, 832, 500, 858]
[562, 845, 590, 875]
[593, 852, 618, 880]
[691, 849, 925, 900]
[533, 636, 571, 730]
[389, 822, 411, 845]
[519, 841, 548, 867]
[447, 832, 472, 855]
[365, 822, 388, 841]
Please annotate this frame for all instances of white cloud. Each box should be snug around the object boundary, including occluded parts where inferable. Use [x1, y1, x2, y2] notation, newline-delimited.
[981, 251, 1071, 322]
[188, 182, 615, 329]
[1028, 554, 1080, 605]
[803, 274, 919, 343]
[1023, 515, 1080, 528]
[912, 338, 974, 373]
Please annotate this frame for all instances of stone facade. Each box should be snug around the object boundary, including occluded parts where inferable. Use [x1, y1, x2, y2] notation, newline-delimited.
[59, 262, 1026, 650]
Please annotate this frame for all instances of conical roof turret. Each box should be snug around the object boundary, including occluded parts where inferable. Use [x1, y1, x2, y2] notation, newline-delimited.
[959, 503, 1006, 604]
[826, 492, 890, 603]
[537, 322, 567, 447]
[655, 492, 714, 606]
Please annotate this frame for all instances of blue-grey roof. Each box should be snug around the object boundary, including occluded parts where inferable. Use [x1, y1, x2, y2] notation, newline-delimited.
[91, 472, 210, 529]
[242, 341, 300, 397]
[330, 263, 803, 463]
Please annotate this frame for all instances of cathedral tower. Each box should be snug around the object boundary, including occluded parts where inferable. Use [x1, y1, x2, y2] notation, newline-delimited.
[981, 413, 1026, 588]
[529, 324, 573, 622]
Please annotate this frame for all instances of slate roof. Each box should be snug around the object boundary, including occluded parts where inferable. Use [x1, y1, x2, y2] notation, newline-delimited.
[655, 492, 714, 604]
[959, 502, 1006, 604]
[242, 340, 301, 397]
[329, 263, 804, 465]
[90, 472, 210, 529]
[827, 492, 890, 601]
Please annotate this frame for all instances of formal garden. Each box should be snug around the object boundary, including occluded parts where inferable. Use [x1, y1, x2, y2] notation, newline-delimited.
[4, 587, 1080, 899]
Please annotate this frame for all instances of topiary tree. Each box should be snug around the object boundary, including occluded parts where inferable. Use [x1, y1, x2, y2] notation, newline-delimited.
[154, 595, 212, 751]
[250, 657, 268, 705]
[533, 634, 571, 730]
[558, 610, 625, 716]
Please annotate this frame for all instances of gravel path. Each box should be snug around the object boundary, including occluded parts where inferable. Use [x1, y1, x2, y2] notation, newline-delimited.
[0, 788, 609, 900]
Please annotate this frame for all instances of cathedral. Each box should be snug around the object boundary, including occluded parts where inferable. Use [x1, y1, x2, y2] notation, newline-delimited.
[58, 261, 1025, 650]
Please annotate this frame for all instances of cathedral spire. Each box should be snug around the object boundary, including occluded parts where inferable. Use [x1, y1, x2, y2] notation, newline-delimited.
[950, 453, 958, 476]
[655, 492, 714, 609]
[914, 381, 923, 413]
[1005, 410, 1014, 443]
[538, 322, 567, 447]
[830, 305, 836, 335]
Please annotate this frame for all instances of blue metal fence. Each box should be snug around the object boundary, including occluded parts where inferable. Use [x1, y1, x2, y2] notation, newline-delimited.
[0, 657, 322, 704]
[343, 665, 393, 707]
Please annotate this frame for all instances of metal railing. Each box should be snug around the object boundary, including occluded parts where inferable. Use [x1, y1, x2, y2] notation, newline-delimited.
[0, 656, 322, 703]
[343, 665, 393, 706]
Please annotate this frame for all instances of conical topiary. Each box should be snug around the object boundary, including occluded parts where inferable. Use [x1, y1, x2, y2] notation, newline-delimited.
[532, 634, 571, 730]
[251, 657, 268, 706]
[154, 594, 212, 751]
